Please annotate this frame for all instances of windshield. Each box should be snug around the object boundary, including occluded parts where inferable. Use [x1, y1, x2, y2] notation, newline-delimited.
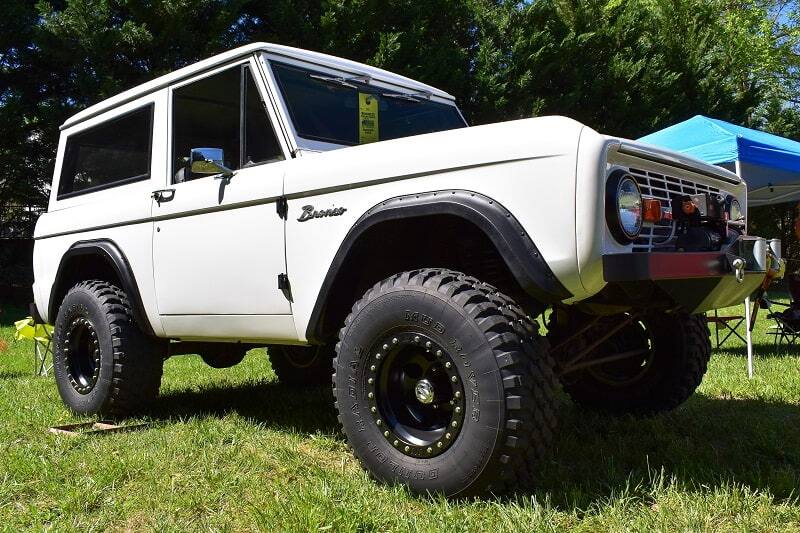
[270, 61, 467, 147]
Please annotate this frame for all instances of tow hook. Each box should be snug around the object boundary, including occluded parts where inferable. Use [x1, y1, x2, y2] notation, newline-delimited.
[731, 257, 746, 283]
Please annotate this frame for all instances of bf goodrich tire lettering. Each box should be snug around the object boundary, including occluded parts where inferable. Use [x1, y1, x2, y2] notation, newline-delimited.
[333, 269, 558, 496]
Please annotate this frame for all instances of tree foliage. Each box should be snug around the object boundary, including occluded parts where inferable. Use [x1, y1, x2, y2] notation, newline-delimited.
[1, 0, 799, 234]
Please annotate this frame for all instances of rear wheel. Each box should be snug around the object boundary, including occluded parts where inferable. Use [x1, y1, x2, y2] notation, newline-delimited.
[556, 312, 711, 415]
[53, 280, 164, 417]
[269, 344, 334, 386]
[333, 269, 558, 496]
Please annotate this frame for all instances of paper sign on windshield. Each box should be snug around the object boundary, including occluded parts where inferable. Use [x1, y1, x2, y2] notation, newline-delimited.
[359, 93, 379, 144]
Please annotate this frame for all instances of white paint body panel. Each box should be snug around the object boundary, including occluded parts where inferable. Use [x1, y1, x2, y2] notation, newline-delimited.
[33, 43, 748, 344]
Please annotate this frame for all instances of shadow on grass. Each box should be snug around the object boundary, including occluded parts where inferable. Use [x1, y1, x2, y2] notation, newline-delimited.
[147, 379, 800, 507]
[531, 395, 800, 508]
[0, 370, 26, 379]
[150, 381, 339, 435]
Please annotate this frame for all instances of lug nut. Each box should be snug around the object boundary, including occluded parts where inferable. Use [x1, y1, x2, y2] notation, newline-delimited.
[392, 338, 399, 344]
[370, 365, 376, 372]
[368, 378, 374, 384]
[414, 336, 420, 343]
[455, 407, 461, 414]
[445, 362, 452, 369]
[426, 447, 432, 454]
[375, 353, 382, 360]
[455, 391, 461, 398]
[451, 376, 457, 383]
[404, 446, 410, 452]
[437, 442, 443, 448]
[376, 419, 382, 426]
[384, 431, 389, 437]
[445, 433, 451, 439]
[393, 440, 399, 446]
[368, 392, 374, 399]
[425, 341, 432, 348]
[451, 421, 458, 428]
[371, 407, 376, 413]
[436, 350, 442, 357]
[383, 344, 389, 350]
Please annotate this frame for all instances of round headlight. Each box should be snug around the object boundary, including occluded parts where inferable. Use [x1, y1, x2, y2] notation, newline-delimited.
[606, 171, 642, 243]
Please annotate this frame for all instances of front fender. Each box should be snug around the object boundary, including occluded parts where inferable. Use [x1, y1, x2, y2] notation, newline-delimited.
[305, 190, 571, 342]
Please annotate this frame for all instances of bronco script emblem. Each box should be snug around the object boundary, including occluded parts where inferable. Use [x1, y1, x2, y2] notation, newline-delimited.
[297, 204, 347, 222]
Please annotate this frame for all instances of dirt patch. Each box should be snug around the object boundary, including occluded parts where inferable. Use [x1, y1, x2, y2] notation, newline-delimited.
[0, 339, 8, 353]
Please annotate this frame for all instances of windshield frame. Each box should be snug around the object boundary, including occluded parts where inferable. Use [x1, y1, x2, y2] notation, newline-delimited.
[258, 52, 467, 152]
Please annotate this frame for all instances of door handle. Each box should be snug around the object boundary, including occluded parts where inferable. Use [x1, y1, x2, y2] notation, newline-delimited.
[152, 189, 176, 204]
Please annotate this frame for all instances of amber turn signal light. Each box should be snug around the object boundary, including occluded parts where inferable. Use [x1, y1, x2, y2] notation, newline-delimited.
[642, 198, 662, 223]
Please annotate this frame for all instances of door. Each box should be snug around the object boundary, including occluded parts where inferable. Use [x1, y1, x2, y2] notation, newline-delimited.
[153, 59, 293, 338]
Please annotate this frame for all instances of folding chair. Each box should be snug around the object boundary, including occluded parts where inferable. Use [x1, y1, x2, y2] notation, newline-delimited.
[762, 297, 800, 353]
[13, 317, 54, 376]
[706, 308, 747, 348]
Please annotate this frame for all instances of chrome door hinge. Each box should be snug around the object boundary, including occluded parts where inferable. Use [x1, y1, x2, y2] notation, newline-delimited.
[276, 196, 288, 220]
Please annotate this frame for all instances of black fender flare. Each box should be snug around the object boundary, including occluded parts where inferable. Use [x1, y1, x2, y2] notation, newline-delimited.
[48, 239, 155, 337]
[305, 189, 571, 343]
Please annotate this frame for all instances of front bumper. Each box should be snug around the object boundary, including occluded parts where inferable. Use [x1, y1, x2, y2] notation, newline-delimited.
[602, 236, 768, 314]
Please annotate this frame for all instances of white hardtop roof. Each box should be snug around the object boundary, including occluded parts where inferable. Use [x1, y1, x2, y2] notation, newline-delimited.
[62, 42, 457, 130]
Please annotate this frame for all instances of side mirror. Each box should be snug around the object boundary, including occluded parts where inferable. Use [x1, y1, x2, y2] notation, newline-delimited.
[189, 148, 234, 180]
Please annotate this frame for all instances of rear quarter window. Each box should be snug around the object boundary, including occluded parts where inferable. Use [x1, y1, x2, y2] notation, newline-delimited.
[58, 104, 154, 199]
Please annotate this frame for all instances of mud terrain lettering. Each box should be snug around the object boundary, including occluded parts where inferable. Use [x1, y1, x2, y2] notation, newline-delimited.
[402, 310, 446, 334]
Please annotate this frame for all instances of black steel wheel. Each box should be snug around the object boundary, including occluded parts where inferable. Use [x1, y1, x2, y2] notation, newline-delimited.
[333, 269, 558, 496]
[367, 331, 465, 458]
[53, 280, 164, 417]
[63, 316, 102, 394]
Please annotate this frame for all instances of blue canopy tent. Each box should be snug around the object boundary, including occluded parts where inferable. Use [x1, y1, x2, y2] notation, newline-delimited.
[639, 115, 800, 206]
[639, 115, 800, 377]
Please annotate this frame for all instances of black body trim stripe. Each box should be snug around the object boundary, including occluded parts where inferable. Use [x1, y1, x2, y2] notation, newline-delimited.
[36, 154, 556, 240]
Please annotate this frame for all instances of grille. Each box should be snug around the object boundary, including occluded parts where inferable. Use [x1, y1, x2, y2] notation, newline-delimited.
[626, 167, 722, 252]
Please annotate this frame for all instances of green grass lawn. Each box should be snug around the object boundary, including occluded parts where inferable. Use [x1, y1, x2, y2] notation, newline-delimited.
[1, 303, 799, 532]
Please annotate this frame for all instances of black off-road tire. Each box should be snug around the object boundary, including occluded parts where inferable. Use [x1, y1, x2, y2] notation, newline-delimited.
[53, 280, 164, 417]
[269, 344, 334, 386]
[333, 269, 558, 496]
[560, 313, 711, 415]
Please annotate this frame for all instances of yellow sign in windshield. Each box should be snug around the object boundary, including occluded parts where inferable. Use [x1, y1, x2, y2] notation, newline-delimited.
[358, 93, 379, 144]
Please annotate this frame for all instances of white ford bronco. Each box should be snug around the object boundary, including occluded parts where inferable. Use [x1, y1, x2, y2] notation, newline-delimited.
[33, 43, 769, 496]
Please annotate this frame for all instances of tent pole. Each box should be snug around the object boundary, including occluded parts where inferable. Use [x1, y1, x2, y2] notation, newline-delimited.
[735, 159, 755, 378]
[745, 296, 754, 379]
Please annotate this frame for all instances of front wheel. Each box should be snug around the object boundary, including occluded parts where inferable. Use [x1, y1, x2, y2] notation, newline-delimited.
[557, 312, 711, 415]
[333, 269, 558, 496]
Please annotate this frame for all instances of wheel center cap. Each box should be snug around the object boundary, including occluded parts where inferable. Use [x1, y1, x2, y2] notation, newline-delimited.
[414, 379, 435, 404]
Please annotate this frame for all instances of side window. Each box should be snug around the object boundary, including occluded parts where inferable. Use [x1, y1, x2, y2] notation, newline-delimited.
[58, 104, 153, 198]
[172, 64, 284, 183]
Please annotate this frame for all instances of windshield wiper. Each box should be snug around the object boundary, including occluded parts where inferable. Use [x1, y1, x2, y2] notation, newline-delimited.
[309, 72, 371, 89]
[380, 90, 432, 102]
